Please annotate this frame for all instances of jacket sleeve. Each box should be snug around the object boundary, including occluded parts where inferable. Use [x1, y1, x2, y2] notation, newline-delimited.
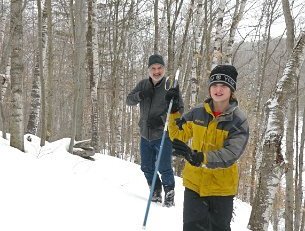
[126, 81, 143, 106]
[204, 117, 249, 169]
[168, 111, 193, 143]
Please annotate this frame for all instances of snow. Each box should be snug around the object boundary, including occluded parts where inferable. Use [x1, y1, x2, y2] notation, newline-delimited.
[0, 133, 254, 231]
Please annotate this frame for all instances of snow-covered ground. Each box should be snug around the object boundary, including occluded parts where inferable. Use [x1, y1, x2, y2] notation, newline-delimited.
[0, 133, 254, 231]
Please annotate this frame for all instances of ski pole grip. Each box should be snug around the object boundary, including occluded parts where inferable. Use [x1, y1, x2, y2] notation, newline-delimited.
[173, 69, 180, 88]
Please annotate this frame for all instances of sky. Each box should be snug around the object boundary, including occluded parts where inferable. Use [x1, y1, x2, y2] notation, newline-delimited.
[0, 133, 274, 231]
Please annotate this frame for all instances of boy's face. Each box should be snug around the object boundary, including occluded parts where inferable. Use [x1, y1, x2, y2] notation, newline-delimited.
[149, 64, 165, 83]
[209, 83, 231, 103]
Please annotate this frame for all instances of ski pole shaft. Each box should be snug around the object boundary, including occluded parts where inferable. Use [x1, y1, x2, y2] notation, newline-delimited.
[142, 69, 180, 229]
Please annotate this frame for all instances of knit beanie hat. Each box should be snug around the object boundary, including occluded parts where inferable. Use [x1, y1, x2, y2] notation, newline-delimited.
[208, 65, 238, 91]
[148, 54, 165, 67]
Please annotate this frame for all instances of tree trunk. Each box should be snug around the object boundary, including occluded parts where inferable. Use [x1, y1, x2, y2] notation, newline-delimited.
[249, 0, 277, 204]
[37, 0, 47, 146]
[248, 32, 305, 231]
[87, 0, 100, 151]
[294, 102, 305, 231]
[0, 61, 10, 139]
[27, 1, 48, 137]
[284, 101, 295, 231]
[9, 0, 24, 151]
[75, 0, 86, 142]
[68, 0, 87, 151]
[281, 0, 294, 54]
[212, 0, 225, 67]
[190, 0, 203, 107]
[224, 0, 247, 64]
[46, 0, 53, 141]
[166, 0, 183, 77]
[1, 10, 11, 140]
[301, 198, 305, 231]
[26, 54, 41, 135]
[153, 0, 159, 53]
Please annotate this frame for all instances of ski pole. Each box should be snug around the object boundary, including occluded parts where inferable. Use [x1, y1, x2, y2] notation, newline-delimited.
[142, 69, 180, 229]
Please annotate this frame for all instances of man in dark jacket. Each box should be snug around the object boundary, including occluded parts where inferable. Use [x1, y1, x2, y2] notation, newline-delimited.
[126, 54, 183, 207]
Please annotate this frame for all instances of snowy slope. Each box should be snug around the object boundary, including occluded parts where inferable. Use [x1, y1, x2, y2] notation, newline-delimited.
[0, 134, 253, 231]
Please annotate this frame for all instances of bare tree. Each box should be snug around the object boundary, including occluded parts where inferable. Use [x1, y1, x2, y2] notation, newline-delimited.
[280, 1, 297, 229]
[87, 0, 100, 151]
[153, 0, 159, 53]
[46, 0, 53, 141]
[224, 0, 247, 64]
[300, 103, 305, 230]
[165, 0, 183, 77]
[285, 100, 295, 231]
[248, 0, 280, 204]
[0, 60, 10, 139]
[9, 0, 24, 151]
[26, 1, 47, 137]
[0, 9, 10, 139]
[248, 32, 305, 231]
[190, 0, 203, 107]
[38, 0, 47, 146]
[212, 0, 225, 67]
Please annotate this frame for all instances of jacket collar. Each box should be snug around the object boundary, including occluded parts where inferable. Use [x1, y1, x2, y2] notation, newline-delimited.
[204, 98, 238, 120]
[149, 76, 165, 88]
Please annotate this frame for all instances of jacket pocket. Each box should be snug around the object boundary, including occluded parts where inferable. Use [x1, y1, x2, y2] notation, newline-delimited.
[212, 164, 238, 194]
[182, 163, 202, 188]
[200, 164, 238, 196]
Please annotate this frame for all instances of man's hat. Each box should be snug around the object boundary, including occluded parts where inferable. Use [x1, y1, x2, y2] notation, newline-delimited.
[148, 54, 165, 67]
[208, 65, 238, 91]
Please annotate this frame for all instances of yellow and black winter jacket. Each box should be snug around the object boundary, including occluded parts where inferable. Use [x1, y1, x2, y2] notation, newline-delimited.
[168, 98, 249, 196]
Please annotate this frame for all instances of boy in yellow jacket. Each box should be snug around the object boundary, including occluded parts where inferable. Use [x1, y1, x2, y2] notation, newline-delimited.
[166, 65, 249, 230]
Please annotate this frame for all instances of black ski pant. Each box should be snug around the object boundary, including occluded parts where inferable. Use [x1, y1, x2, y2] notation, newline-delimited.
[183, 188, 234, 231]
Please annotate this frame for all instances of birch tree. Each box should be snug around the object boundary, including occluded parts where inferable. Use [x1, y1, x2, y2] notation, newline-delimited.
[165, 0, 183, 77]
[153, 0, 159, 53]
[87, 0, 99, 151]
[190, 0, 203, 107]
[69, 0, 86, 155]
[0, 10, 10, 139]
[212, 0, 225, 68]
[224, 0, 247, 64]
[26, 2, 47, 137]
[249, 0, 280, 204]
[9, 0, 24, 151]
[74, 1, 86, 142]
[46, 0, 53, 141]
[248, 32, 305, 231]
[0, 60, 10, 139]
[285, 101, 295, 231]
[280, 0, 296, 230]
[299, 104, 305, 230]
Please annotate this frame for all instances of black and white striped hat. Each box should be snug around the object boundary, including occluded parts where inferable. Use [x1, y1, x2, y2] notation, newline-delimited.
[209, 65, 238, 91]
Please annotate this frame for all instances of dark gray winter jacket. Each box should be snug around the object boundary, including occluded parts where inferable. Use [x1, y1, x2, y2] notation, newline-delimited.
[126, 77, 184, 141]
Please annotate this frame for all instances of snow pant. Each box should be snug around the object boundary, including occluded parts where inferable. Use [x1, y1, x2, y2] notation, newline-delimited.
[140, 137, 175, 189]
[183, 188, 233, 231]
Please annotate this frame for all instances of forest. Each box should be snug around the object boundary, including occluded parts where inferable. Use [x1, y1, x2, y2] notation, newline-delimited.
[1, 0, 305, 230]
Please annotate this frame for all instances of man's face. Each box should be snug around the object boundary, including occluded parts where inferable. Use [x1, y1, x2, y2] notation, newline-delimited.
[209, 83, 231, 103]
[148, 64, 165, 83]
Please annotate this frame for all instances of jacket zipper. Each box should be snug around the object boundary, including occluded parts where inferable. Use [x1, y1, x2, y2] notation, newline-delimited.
[147, 82, 153, 140]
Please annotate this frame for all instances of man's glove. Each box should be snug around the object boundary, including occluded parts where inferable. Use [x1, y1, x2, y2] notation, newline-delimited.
[139, 87, 154, 100]
[165, 86, 180, 113]
[172, 139, 203, 167]
[147, 116, 164, 129]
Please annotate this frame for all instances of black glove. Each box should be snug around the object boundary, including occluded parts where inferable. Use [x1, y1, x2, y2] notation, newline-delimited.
[147, 116, 164, 129]
[139, 87, 154, 100]
[172, 139, 203, 167]
[165, 86, 180, 113]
